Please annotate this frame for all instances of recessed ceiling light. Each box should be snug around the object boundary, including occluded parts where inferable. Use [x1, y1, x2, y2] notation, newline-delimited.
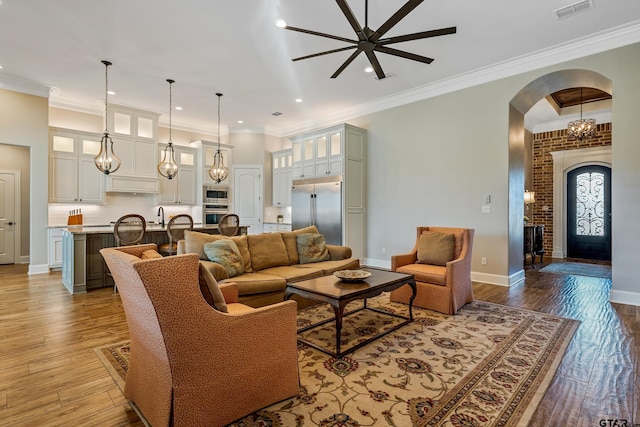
[364, 67, 373, 73]
[237, 120, 244, 124]
[276, 20, 287, 28]
[107, 90, 115, 95]
[295, 98, 302, 103]
[175, 106, 183, 111]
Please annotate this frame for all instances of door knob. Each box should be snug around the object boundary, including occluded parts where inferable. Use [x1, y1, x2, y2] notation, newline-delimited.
[8, 222, 14, 225]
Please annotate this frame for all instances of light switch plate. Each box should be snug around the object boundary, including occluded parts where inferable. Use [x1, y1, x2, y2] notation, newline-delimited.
[482, 205, 491, 214]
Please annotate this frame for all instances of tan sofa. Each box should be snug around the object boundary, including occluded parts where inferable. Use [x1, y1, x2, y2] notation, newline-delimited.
[177, 225, 360, 307]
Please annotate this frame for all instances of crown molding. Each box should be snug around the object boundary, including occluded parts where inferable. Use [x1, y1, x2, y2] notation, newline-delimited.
[0, 74, 52, 98]
[281, 20, 640, 136]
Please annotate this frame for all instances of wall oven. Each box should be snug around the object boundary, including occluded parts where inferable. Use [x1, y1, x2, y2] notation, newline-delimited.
[203, 185, 230, 204]
[203, 203, 230, 228]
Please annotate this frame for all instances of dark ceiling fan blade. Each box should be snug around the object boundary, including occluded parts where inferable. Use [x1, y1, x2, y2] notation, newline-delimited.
[378, 27, 457, 45]
[370, 0, 425, 42]
[292, 46, 357, 62]
[331, 49, 363, 78]
[375, 45, 433, 64]
[284, 25, 357, 45]
[364, 51, 386, 79]
[335, 0, 366, 41]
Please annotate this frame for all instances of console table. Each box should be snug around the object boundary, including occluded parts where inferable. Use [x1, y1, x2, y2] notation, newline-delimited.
[524, 224, 544, 266]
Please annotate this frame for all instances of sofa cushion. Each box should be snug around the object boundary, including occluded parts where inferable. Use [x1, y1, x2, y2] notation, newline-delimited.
[230, 235, 253, 273]
[417, 231, 455, 266]
[296, 233, 330, 264]
[219, 272, 286, 296]
[396, 263, 447, 286]
[203, 240, 244, 278]
[311, 258, 360, 275]
[198, 262, 228, 312]
[281, 225, 319, 265]
[141, 249, 163, 260]
[259, 265, 324, 282]
[199, 259, 230, 282]
[247, 233, 289, 271]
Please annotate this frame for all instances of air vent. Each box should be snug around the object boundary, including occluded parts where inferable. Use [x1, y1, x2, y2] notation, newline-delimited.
[272, 112, 283, 116]
[554, 0, 593, 20]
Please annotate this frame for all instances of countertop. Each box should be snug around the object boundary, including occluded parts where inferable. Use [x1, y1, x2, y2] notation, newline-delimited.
[55, 223, 216, 234]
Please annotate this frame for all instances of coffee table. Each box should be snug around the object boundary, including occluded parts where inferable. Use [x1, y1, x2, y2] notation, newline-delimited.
[284, 267, 416, 358]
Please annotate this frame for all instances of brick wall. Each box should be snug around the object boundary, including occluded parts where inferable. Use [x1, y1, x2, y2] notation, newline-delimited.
[531, 122, 612, 257]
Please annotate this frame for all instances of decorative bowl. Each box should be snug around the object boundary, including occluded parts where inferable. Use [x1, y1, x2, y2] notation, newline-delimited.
[334, 269, 371, 282]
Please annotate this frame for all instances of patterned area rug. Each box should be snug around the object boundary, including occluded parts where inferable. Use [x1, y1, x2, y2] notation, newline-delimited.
[539, 262, 611, 279]
[95, 295, 579, 427]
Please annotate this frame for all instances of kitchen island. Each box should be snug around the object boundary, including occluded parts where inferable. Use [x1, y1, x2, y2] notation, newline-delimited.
[60, 224, 248, 294]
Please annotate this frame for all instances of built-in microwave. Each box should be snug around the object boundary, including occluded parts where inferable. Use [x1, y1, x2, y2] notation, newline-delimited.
[203, 185, 230, 204]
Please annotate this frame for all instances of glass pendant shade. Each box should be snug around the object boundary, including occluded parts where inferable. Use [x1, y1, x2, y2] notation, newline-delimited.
[208, 92, 229, 183]
[94, 60, 121, 175]
[158, 142, 178, 179]
[158, 79, 179, 179]
[567, 88, 597, 141]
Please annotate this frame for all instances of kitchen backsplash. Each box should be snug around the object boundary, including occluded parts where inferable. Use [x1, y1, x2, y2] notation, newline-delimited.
[48, 193, 197, 226]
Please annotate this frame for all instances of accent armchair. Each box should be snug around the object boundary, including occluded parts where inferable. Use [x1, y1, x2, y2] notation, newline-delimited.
[390, 227, 474, 314]
[100, 244, 300, 427]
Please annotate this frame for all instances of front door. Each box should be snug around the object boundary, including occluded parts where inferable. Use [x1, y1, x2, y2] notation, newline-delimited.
[567, 165, 611, 260]
[0, 171, 17, 264]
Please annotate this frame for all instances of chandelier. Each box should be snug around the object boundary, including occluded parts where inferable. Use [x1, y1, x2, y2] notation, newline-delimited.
[158, 79, 179, 179]
[94, 60, 122, 175]
[208, 93, 229, 183]
[567, 87, 597, 141]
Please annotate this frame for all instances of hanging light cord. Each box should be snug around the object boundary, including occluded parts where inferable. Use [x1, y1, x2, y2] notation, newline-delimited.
[168, 80, 173, 143]
[217, 93, 222, 151]
[104, 61, 110, 134]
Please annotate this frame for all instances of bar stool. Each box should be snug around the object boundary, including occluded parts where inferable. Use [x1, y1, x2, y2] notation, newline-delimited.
[218, 213, 239, 237]
[104, 214, 147, 292]
[158, 214, 193, 256]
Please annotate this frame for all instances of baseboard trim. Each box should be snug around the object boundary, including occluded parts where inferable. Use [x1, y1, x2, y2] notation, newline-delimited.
[363, 258, 390, 269]
[28, 264, 50, 275]
[610, 289, 640, 307]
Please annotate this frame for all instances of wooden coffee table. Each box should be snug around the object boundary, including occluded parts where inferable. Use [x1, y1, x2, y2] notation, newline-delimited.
[284, 267, 416, 358]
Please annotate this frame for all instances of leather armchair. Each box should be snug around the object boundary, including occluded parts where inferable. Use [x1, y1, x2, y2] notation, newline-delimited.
[100, 244, 300, 427]
[390, 227, 474, 314]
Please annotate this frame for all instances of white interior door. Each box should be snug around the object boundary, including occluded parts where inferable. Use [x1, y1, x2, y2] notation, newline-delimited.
[0, 171, 18, 264]
[233, 167, 262, 234]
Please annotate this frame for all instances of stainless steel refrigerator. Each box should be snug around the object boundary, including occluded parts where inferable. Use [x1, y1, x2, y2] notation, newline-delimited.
[291, 176, 342, 245]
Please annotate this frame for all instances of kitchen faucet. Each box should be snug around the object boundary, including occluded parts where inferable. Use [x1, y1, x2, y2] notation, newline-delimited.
[157, 206, 165, 228]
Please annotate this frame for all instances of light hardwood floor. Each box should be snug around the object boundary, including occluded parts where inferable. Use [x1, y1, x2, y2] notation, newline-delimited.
[0, 260, 637, 426]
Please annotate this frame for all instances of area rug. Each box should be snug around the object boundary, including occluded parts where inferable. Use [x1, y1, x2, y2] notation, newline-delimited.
[95, 295, 579, 427]
[539, 262, 611, 279]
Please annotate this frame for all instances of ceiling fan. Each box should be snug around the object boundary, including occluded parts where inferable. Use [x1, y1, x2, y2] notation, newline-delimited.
[280, 0, 456, 79]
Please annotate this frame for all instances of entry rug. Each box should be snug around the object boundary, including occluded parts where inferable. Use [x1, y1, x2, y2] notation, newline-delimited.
[95, 295, 579, 427]
[539, 262, 611, 279]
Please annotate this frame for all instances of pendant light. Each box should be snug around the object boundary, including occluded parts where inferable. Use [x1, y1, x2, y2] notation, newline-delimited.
[567, 87, 597, 141]
[208, 92, 229, 183]
[158, 79, 179, 180]
[94, 60, 122, 175]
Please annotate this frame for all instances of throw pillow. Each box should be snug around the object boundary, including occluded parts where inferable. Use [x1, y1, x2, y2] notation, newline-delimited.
[140, 249, 163, 260]
[417, 231, 455, 266]
[198, 262, 228, 312]
[296, 233, 330, 264]
[203, 239, 244, 278]
[247, 232, 289, 271]
[281, 225, 320, 264]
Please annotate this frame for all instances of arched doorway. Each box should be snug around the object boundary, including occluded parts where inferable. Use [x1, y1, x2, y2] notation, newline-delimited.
[507, 69, 612, 281]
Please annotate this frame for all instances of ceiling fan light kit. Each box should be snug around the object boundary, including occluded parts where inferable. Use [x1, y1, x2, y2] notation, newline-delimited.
[280, 0, 456, 79]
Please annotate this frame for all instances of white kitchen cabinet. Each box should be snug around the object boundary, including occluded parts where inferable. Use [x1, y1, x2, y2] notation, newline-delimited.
[49, 129, 105, 204]
[158, 145, 198, 204]
[48, 227, 64, 268]
[103, 105, 160, 193]
[263, 223, 292, 233]
[272, 149, 292, 207]
[290, 124, 355, 179]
